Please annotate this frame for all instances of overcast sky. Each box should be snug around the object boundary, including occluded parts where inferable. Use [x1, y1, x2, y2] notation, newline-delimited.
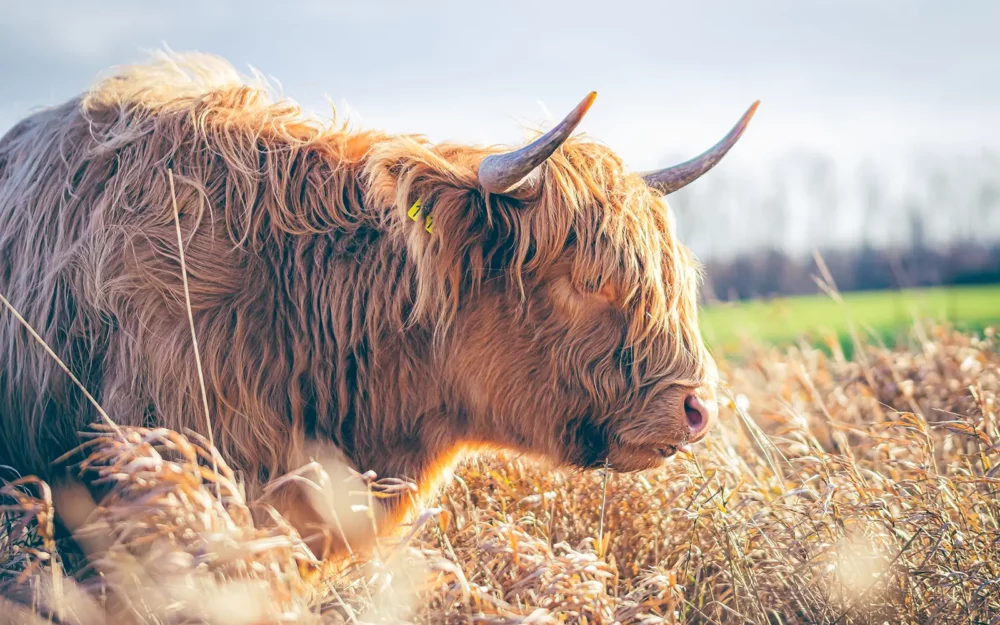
[1, 1, 998, 256]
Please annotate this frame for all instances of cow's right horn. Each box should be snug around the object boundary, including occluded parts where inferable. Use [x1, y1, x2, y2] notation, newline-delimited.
[478, 91, 597, 195]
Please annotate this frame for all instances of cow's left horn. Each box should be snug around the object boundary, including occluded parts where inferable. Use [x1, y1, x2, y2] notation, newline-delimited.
[478, 91, 597, 194]
[641, 100, 760, 195]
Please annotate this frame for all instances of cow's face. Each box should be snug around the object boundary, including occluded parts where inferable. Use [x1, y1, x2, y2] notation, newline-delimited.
[446, 143, 720, 473]
[368, 94, 754, 473]
[447, 96, 756, 472]
[538, 181, 719, 473]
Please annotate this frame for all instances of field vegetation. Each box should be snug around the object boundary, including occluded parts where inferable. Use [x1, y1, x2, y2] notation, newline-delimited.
[702, 284, 1000, 358]
[2, 291, 999, 624]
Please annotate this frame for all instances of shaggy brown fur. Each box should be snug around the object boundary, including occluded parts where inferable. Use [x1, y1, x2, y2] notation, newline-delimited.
[0, 52, 717, 560]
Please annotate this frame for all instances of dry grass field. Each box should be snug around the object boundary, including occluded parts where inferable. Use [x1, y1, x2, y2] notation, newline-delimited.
[2, 318, 999, 624]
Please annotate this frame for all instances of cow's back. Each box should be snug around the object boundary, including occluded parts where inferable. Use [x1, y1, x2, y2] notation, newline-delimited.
[0, 52, 411, 509]
[0, 59, 367, 494]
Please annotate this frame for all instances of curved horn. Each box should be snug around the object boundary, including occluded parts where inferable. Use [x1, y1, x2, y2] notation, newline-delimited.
[641, 100, 759, 195]
[478, 91, 598, 194]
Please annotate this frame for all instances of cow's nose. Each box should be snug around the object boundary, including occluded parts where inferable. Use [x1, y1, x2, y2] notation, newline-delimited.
[684, 391, 717, 443]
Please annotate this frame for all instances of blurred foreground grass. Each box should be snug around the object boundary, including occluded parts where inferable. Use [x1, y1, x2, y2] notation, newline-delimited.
[701, 285, 1000, 356]
[2, 320, 999, 624]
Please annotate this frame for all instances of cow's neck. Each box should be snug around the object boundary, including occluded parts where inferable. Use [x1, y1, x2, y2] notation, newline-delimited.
[275, 229, 472, 530]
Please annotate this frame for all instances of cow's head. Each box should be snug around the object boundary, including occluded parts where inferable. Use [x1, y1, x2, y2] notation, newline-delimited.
[367, 94, 757, 473]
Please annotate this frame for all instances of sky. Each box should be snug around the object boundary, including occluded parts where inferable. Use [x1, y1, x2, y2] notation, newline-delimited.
[1, 1, 998, 258]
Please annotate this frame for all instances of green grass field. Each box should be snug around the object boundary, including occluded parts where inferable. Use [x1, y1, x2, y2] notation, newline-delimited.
[700, 285, 1000, 355]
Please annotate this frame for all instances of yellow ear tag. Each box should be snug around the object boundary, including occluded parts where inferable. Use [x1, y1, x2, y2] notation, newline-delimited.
[407, 199, 433, 233]
[407, 199, 422, 221]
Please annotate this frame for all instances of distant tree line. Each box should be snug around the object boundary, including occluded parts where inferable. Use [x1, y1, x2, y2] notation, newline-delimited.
[662, 148, 1000, 301]
[699, 239, 1000, 303]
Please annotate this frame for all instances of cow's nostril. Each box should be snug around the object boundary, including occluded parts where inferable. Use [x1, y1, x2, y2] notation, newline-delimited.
[684, 393, 708, 432]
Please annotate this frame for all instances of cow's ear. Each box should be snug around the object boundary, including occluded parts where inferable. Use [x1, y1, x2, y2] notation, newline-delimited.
[365, 142, 537, 284]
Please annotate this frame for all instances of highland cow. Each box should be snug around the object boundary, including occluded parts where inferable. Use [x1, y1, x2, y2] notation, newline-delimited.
[0, 53, 756, 560]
